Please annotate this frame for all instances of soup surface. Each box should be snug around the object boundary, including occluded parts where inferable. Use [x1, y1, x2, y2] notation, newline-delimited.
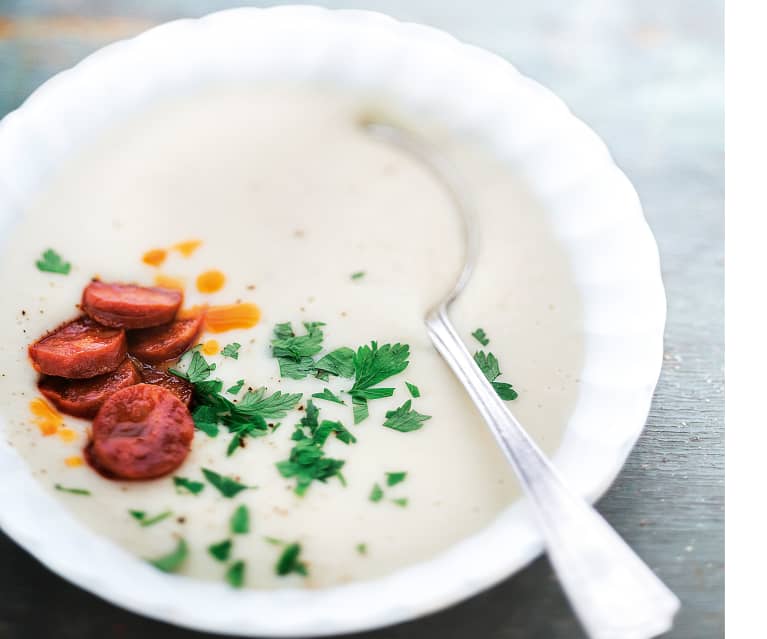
[0, 88, 583, 588]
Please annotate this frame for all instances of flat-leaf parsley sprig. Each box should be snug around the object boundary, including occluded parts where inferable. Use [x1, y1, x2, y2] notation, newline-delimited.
[473, 350, 518, 401]
[276, 400, 355, 496]
[348, 341, 410, 424]
[170, 348, 301, 455]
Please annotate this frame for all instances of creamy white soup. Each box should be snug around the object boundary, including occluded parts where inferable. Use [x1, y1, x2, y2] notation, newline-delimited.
[0, 87, 583, 588]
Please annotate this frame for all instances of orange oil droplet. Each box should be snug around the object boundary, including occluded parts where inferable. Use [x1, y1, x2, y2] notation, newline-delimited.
[174, 239, 202, 257]
[65, 455, 83, 467]
[196, 269, 226, 294]
[204, 303, 261, 333]
[142, 248, 167, 267]
[202, 339, 220, 355]
[154, 273, 185, 291]
[58, 427, 77, 443]
[30, 398, 62, 436]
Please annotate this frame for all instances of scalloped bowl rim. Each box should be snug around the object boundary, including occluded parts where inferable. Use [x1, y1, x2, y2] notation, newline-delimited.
[0, 6, 665, 637]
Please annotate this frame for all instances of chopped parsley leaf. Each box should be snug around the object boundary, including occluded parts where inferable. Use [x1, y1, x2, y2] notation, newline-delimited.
[173, 476, 205, 495]
[271, 322, 325, 379]
[356, 543, 368, 555]
[230, 505, 250, 534]
[471, 328, 490, 346]
[405, 382, 421, 398]
[276, 401, 349, 495]
[264, 536, 284, 546]
[383, 400, 431, 433]
[352, 395, 369, 424]
[202, 468, 250, 498]
[235, 387, 302, 420]
[148, 538, 188, 573]
[221, 342, 241, 359]
[386, 472, 407, 487]
[351, 271, 365, 280]
[192, 405, 220, 437]
[208, 539, 232, 562]
[315, 347, 355, 378]
[350, 342, 410, 394]
[313, 420, 357, 446]
[312, 388, 346, 405]
[473, 351, 518, 400]
[276, 439, 345, 496]
[130, 510, 172, 527]
[36, 249, 71, 275]
[392, 498, 409, 507]
[226, 379, 245, 395]
[226, 560, 246, 588]
[348, 342, 409, 423]
[169, 349, 216, 384]
[54, 483, 90, 495]
[275, 543, 308, 577]
[369, 483, 384, 502]
[172, 349, 301, 455]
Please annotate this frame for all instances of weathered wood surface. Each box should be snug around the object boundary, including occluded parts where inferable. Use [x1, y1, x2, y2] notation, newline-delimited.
[0, 1, 723, 638]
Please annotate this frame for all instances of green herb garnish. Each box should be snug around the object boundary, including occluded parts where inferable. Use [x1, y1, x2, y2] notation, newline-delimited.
[130, 510, 172, 527]
[471, 328, 490, 346]
[36, 249, 71, 275]
[276, 401, 350, 495]
[202, 468, 250, 498]
[226, 560, 246, 588]
[351, 271, 365, 280]
[208, 539, 232, 562]
[386, 472, 407, 487]
[405, 382, 420, 398]
[369, 483, 384, 502]
[54, 483, 90, 495]
[275, 543, 308, 576]
[264, 536, 284, 546]
[311, 388, 346, 405]
[473, 351, 518, 400]
[348, 342, 410, 423]
[148, 538, 188, 573]
[315, 347, 355, 379]
[356, 543, 368, 555]
[271, 322, 325, 379]
[192, 405, 220, 437]
[226, 379, 245, 395]
[392, 498, 409, 508]
[221, 342, 241, 359]
[230, 505, 250, 534]
[173, 476, 205, 495]
[171, 349, 301, 455]
[383, 400, 431, 433]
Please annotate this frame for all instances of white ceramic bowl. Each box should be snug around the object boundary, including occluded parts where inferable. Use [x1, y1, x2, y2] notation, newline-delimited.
[0, 6, 665, 636]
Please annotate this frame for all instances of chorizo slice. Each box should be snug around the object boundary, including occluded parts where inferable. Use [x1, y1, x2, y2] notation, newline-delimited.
[38, 359, 141, 419]
[127, 313, 205, 363]
[29, 317, 126, 379]
[82, 281, 182, 329]
[87, 384, 194, 480]
[134, 359, 194, 406]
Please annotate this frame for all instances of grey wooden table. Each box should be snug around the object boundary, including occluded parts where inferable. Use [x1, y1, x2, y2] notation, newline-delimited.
[0, 1, 723, 638]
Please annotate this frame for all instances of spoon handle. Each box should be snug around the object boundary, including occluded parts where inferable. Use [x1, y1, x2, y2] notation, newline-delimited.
[426, 307, 679, 639]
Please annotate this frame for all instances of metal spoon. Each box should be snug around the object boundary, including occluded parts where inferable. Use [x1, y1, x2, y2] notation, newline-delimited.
[365, 122, 680, 639]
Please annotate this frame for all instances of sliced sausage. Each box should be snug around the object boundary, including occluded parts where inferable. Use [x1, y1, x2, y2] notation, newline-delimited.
[134, 359, 194, 406]
[38, 359, 141, 419]
[87, 384, 194, 480]
[29, 317, 126, 379]
[82, 281, 182, 329]
[127, 312, 205, 363]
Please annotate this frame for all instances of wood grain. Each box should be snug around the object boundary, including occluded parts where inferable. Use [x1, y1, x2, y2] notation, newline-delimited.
[0, 1, 723, 638]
